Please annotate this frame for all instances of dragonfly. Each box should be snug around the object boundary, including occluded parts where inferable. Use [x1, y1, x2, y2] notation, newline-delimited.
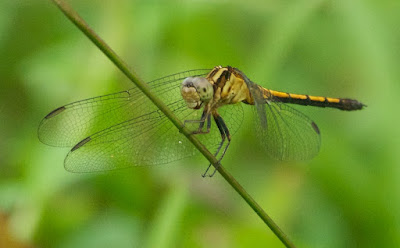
[38, 66, 365, 176]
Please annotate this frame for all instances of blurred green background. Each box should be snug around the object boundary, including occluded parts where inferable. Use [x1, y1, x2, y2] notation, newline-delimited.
[0, 0, 399, 247]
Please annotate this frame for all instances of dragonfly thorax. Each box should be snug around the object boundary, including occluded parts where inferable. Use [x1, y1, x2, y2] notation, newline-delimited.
[181, 77, 214, 109]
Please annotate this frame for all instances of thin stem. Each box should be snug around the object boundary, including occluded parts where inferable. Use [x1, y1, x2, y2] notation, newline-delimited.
[50, 1, 296, 247]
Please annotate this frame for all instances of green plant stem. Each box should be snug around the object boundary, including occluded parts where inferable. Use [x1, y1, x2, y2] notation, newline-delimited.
[50, 1, 296, 247]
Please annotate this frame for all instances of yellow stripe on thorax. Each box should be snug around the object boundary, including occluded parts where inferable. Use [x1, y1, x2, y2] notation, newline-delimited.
[207, 66, 226, 85]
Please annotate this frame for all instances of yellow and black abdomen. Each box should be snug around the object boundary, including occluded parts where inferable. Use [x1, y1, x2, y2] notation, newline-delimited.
[265, 89, 365, 111]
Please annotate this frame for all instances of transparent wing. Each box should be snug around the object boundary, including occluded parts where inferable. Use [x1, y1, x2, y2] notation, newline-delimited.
[38, 69, 211, 147]
[237, 69, 320, 161]
[64, 102, 243, 172]
[255, 101, 321, 160]
[38, 69, 244, 172]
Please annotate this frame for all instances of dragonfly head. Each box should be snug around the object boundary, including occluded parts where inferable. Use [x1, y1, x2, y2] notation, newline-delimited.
[181, 77, 214, 109]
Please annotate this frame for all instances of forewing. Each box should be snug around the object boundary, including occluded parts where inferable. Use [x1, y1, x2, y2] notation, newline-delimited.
[38, 69, 211, 147]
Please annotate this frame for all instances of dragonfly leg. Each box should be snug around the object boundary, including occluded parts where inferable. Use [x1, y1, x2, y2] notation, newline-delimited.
[202, 133, 226, 177]
[183, 109, 211, 134]
[201, 164, 213, 178]
[202, 113, 231, 177]
[208, 139, 231, 177]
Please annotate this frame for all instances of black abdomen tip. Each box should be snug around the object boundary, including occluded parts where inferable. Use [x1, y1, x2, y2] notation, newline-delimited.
[340, 99, 366, 111]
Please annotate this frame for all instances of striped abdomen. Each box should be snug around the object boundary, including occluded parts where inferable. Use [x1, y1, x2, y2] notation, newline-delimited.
[263, 88, 365, 111]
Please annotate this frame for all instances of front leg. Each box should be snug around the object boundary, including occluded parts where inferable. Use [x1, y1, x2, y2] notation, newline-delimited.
[183, 109, 211, 134]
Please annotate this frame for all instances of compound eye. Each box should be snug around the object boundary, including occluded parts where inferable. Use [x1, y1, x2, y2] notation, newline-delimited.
[192, 77, 214, 102]
[181, 77, 194, 89]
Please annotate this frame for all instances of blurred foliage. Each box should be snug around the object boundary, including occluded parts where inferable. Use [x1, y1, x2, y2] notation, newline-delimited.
[0, 0, 399, 247]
